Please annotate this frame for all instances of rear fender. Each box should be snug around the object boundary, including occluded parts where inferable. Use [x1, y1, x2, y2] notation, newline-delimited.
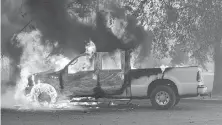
[163, 67, 199, 95]
[147, 79, 179, 97]
[161, 76, 182, 95]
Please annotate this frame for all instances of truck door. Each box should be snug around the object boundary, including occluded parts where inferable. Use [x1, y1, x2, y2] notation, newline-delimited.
[98, 51, 125, 95]
[62, 55, 97, 96]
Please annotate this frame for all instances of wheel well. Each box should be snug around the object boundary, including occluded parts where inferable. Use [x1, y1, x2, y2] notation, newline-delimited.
[147, 79, 178, 97]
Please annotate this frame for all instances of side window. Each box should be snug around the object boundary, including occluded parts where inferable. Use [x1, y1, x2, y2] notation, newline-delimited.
[68, 56, 94, 74]
[101, 51, 121, 70]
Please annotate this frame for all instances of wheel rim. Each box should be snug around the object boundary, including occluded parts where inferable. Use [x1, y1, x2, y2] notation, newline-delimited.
[30, 83, 58, 105]
[38, 92, 51, 103]
[155, 91, 170, 106]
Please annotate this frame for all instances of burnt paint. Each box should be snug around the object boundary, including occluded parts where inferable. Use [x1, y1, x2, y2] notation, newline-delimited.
[163, 66, 198, 74]
[31, 72, 61, 93]
[129, 68, 162, 79]
[62, 70, 97, 96]
[99, 70, 124, 94]
[99, 70, 123, 86]
[59, 73, 64, 89]
[162, 66, 199, 80]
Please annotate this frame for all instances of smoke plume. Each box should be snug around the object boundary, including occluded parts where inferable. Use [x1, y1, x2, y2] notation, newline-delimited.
[24, 0, 153, 54]
[2, 0, 31, 59]
[24, 0, 121, 55]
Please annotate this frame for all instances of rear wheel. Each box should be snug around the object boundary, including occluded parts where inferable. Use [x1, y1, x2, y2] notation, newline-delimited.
[150, 85, 176, 110]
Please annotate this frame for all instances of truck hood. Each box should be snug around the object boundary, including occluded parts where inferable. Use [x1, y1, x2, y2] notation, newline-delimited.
[33, 69, 61, 76]
[30, 69, 62, 84]
[27, 69, 62, 89]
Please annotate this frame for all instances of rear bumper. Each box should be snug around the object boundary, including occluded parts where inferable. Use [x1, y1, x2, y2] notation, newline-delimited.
[197, 85, 208, 96]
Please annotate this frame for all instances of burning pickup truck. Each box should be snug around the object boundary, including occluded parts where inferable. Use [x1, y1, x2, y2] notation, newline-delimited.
[25, 50, 208, 110]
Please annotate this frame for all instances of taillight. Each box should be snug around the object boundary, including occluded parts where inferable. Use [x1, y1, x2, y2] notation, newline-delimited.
[196, 69, 202, 82]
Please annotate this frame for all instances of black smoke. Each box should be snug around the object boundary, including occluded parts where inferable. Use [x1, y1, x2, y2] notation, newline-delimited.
[24, 0, 153, 55]
[24, 0, 90, 55]
[24, 0, 124, 55]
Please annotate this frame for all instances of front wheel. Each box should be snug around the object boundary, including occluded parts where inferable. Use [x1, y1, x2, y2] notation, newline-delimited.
[30, 83, 58, 105]
[150, 85, 176, 110]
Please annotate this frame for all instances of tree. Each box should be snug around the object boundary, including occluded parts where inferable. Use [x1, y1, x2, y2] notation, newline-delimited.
[151, 0, 222, 95]
[115, 0, 222, 94]
[188, 0, 222, 95]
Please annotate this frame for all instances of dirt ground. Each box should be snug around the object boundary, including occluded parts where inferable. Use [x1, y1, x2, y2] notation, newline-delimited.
[2, 99, 222, 125]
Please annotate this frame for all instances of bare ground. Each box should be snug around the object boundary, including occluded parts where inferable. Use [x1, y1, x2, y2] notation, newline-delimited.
[2, 99, 222, 125]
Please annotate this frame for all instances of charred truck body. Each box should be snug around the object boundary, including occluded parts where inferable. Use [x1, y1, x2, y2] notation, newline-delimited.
[26, 51, 208, 109]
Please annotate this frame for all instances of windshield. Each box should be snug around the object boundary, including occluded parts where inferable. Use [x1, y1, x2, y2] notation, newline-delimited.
[67, 54, 94, 74]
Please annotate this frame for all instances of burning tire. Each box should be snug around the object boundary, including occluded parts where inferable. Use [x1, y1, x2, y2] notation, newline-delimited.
[150, 85, 176, 110]
[30, 83, 58, 105]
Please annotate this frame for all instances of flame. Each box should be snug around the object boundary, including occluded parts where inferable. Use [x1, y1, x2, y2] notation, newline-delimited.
[10, 30, 60, 108]
[12, 30, 52, 107]
[5, 29, 99, 110]
[68, 56, 93, 74]
[160, 65, 169, 73]
[101, 50, 122, 70]
[68, 41, 97, 73]
[49, 54, 71, 71]
[85, 40, 96, 57]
